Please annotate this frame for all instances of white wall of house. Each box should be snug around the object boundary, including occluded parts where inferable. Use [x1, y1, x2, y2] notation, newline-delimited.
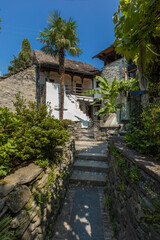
[46, 82, 90, 127]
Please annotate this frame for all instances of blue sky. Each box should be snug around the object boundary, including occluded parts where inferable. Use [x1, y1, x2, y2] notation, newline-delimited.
[0, 0, 119, 75]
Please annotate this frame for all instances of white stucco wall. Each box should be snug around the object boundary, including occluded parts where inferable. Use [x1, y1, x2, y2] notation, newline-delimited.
[46, 82, 90, 127]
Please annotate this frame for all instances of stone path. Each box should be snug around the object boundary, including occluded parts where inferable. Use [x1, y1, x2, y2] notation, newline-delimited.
[51, 141, 115, 240]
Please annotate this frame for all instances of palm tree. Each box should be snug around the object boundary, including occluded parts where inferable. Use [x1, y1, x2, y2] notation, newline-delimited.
[38, 11, 82, 119]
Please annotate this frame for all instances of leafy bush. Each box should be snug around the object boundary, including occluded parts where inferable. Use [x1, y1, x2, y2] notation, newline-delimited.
[83, 76, 138, 117]
[125, 101, 160, 160]
[61, 119, 75, 130]
[0, 94, 69, 177]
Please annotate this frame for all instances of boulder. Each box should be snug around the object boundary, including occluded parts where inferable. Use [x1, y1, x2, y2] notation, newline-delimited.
[0, 182, 15, 197]
[5, 185, 31, 213]
[4, 163, 43, 186]
[10, 210, 30, 229]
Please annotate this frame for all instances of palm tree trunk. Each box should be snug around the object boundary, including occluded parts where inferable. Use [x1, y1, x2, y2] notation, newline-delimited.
[59, 47, 65, 120]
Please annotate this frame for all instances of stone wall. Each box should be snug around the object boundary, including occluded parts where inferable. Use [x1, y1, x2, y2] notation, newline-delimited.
[105, 137, 160, 240]
[0, 65, 37, 111]
[0, 140, 75, 240]
[101, 58, 125, 84]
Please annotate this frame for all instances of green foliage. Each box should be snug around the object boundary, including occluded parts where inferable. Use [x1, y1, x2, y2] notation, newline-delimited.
[38, 10, 82, 119]
[130, 166, 140, 183]
[111, 144, 141, 182]
[0, 93, 69, 177]
[113, 0, 160, 89]
[125, 101, 160, 159]
[104, 194, 117, 235]
[83, 76, 138, 117]
[8, 38, 32, 72]
[104, 195, 113, 210]
[61, 119, 75, 130]
[37, 10, 82, 57]
[142, 199, 160, 231]
[113, 0, 160, 62]
[119, 181, 125, 194]
[0, 216, 17, 240]
[110, 145, 126, 172]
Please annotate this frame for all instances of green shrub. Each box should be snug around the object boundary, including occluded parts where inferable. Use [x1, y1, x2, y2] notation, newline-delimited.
[61, 119, 75, 129]
[125, 102, 160, 160]
[0, 94, 69, 177]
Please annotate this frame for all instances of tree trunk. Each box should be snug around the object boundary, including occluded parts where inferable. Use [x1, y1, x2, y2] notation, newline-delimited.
[59, 48, 65, 120]
[137, 45, 149, 105]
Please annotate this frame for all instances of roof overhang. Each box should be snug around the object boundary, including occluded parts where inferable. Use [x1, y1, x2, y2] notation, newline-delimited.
[92, 45, 114, 60]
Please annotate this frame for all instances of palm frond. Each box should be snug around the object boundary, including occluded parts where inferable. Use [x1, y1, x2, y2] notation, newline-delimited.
[37, 10, 82, 58]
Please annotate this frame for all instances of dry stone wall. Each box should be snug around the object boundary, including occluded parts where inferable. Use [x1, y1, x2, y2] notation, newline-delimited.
[0, 140, 75, 240]
[101, 58, 125, 84]
[0, 65, 37, 111]
[106, 137, 160, 240]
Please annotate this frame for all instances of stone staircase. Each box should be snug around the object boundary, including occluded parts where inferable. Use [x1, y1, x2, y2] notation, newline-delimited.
[69, 152, 108, 186]
[72, 128, 107, 141]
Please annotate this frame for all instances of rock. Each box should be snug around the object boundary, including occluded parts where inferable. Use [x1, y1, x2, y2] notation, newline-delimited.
[29, 205, 40, 221]
[21, 228, 32, 240]
[10, 210, 30, 229]
[5, 185, 31, 213]
[17, 220, 31, 237]
[3, 163, 43, 186]
[30, 215, 41, 231]
[0, 198, 4, 211]
[0, 182, 15, 197]
[10, 217, 20, 229]
[36, 173, 49, 188]
[0, 206, 8, 218]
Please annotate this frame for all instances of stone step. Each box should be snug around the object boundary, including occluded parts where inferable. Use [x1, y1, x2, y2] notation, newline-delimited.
[76, 153, 108, 162]
[73, 160, 108, 172]
[69, 170, 106, 186]
[77, 138, 96, 142]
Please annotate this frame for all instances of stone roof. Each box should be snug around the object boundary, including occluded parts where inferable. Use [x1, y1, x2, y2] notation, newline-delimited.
[0, 64, 34, 80]
[33, 50, 99, 76]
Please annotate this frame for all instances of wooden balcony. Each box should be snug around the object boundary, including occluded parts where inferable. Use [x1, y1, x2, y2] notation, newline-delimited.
[65, 85, 93, 97]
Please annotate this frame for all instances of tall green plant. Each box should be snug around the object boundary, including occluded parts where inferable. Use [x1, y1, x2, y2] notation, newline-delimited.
[8, 39, 32, 72]
[37, 10, 82, 119]
[113, 0, 160, 100]
[83, 76, 138, 117]
[125, 101, 160, 159]
[0, 94, 69, 177]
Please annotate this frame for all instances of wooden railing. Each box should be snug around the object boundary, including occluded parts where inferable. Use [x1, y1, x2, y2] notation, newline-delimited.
[65, 85, 93, 96]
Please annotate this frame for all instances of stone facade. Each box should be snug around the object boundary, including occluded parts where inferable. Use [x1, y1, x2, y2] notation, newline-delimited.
[100, 58, 130, 123]
[101, 58, 125, 84]
[0, 140, 75, 240]
[106, 137, 160, 240]
[0, 65, 37, 111]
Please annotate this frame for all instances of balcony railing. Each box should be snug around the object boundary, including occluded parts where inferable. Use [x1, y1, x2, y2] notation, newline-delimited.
[65, 85, 93, 96]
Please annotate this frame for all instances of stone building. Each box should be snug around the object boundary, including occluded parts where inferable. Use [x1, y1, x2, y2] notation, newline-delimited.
[0, 50, 99, 127]
[92, 44, 137, 127]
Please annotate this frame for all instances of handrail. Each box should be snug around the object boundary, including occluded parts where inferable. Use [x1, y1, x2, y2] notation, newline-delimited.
[65, 85, 93, 96]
